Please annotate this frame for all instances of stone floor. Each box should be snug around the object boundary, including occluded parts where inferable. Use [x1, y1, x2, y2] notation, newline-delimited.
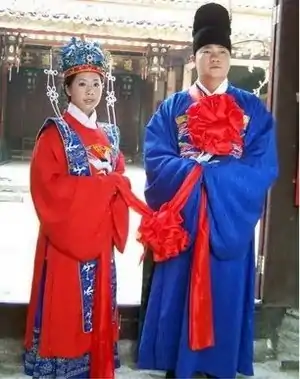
[1, 364, 298, 379]
[0, 339, 299, 379]
[1, 358, 299, 379]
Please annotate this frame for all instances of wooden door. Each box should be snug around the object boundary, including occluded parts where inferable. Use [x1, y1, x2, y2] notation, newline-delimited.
[5, 67, 53, 154]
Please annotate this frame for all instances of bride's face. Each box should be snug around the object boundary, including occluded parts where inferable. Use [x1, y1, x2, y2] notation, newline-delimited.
[65, 72, 103, 116]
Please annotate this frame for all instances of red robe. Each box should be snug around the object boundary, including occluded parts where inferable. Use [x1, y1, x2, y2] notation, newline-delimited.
[25, 112, 126, 377]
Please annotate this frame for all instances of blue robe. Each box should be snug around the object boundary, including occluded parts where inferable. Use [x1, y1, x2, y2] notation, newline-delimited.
[137, 85, 278, 378]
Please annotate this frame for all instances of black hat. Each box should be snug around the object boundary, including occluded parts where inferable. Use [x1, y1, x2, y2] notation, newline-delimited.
[192, 3, 232, 55]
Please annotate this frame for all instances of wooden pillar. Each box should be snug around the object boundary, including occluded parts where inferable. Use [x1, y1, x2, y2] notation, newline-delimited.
[166, 68, 176, 97]
[182, 62, 193, 90]
[0, 62, 8, 162]
[261, 0, 299, 307]
[152, 79, 165, 112]
[138, 79, 154, 156]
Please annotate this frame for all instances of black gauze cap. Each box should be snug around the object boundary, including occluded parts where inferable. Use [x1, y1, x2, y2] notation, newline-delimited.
[192, 3, 232, 55]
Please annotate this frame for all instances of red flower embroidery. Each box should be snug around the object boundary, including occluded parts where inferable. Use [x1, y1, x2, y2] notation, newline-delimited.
[186, 94, 245, 156]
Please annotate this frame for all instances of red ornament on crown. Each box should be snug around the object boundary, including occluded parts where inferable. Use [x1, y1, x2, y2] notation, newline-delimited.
[186, 93, 245, 156]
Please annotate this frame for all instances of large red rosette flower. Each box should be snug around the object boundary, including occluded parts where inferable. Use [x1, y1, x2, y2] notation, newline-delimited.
[186, 94, 245, 155]
[115, 165, 202, 263]
[137, 203, 190, 262]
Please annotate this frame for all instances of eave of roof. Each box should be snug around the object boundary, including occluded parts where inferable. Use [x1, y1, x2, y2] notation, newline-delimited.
[0, 0, 273, 45]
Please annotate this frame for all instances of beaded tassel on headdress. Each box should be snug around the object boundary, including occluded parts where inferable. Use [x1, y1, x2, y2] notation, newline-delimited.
[44, 49, 62, 119]
[105, 55, 119, 150]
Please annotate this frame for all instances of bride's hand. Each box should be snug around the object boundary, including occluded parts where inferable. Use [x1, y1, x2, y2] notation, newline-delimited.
[96, 161, 113, 174]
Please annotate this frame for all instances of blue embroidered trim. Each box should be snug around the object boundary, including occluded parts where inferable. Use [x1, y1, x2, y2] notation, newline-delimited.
[79, 261, 97, 332]
[39, 118, 90, 177]
[98, 122, 120, 169]
[24, 328, 90, 378]
[23, 327, 120, 378]
[176, 117, 206, 160]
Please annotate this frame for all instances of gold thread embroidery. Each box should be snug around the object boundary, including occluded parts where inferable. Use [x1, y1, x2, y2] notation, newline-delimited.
[175, 115, 187, 125]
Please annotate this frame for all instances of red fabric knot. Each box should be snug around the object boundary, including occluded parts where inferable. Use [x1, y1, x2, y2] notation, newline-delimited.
[186, 93, 245, 156]
[137, 203, 189, 262]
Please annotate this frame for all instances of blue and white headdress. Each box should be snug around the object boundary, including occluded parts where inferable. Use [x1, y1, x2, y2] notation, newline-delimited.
[44, 37, 118, 146]
[61, 37, 109, 78]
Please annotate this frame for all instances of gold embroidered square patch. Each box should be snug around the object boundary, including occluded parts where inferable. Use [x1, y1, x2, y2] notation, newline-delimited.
[175, 115, 187, 125]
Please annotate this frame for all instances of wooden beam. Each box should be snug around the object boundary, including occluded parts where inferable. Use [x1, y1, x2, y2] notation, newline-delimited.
[0, 27, 190, 51]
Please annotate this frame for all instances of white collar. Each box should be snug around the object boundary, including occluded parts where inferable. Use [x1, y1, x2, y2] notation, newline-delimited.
[196, 78, 228, 96]
[67, 103, 98, 129]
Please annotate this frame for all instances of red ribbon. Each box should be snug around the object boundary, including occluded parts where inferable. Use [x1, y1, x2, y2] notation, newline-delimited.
[189, 187, 214, 349]
[120, 164, 213, 347]
[90, 164, 212, 378]
[135, 165, 202, 262]
[187, 84, 215, 350]
[116, 165, 213, 351]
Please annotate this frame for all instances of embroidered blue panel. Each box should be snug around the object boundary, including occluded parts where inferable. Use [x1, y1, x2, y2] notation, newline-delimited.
[176, 115, 213, 163]
[98, 122, 120, 170]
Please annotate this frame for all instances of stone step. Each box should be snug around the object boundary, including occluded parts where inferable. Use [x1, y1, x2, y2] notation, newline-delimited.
[277, 310, 299, 364]
[0, 185, 29, 193]
[1, 338, 286, 366]
[1, 338, 299, 375]
[0, 361, 299, 379]
[0, 339, 137, 366]
[0, 340, 299, 379]
[0, 193, 24, 203]
[0, 363, 157, 379]
[279, 311, 299, 335]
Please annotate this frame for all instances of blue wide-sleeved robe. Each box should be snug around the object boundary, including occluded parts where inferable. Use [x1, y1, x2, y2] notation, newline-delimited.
[137, 85, 278, 379]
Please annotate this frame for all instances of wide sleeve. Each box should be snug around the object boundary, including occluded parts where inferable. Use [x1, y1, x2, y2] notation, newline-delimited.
[144, 97, 197, 210]
[204, 100, 279, 260]
[30, 125, 120, 262]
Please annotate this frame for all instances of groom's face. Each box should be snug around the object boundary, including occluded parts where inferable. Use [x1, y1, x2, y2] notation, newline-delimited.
[194, 44, 231, 81]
